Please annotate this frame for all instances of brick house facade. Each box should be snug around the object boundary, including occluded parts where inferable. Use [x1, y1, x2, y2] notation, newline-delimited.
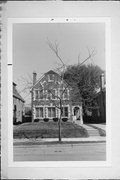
[31, 70, 83, 124]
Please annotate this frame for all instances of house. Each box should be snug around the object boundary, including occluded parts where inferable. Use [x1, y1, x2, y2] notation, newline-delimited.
[95, 85, 106, 123]
[83, 73, 106, 123]
[30, 70, 83, 124]
[13, 82, 25, 124]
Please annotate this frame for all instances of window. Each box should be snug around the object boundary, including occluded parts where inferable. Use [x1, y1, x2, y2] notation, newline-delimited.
[59, 89, 63, 98]
[39, 90, 43, 99]
[47, 90, 51, 99]
[35, 90, 39, 99]
[63, 89, 68, 99]
[48, 107, 56, 117]
[36, 108, 39, 118]
[62, 107, 68, 117]
[35, 107, 43, 118]
[41, 81, 46, 88]
[48, 74, 54, 81]
[39, 107, 43, 117]
[51, 89, 56, 99]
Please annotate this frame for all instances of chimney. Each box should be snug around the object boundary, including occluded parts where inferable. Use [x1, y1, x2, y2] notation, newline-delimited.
[33, 71, 37, 85]
[100, 73, 105, 90]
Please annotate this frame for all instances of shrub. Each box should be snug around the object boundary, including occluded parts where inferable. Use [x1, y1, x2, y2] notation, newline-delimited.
[53, 117, 59, 122]
[34, 119, 39, 122]
[44, 118, 49, 122]
[62, 118, 68, 122]
[13, 121, 22, 125]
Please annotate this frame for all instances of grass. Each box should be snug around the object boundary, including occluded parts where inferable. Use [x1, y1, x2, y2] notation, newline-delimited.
[13, 121, 89, 139]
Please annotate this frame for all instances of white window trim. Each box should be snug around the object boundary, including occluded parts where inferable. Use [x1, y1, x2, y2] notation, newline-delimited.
[63, 88, 69, 100]
[35, 106, 44, 119]
[34, 105, 70, 119]
[34, 89, 39, 100]
[51, 89, 57, 100]
[39, 89, 44, 100]
[46, 106, 56, 118]
[41, 80, 46, 87]
[45, 89, 57, 100]
[58, 88, 69, 100]
[48, 74, 54, 82]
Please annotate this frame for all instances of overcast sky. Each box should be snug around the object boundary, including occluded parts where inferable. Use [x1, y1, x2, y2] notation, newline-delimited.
[13, 23, 105, 105]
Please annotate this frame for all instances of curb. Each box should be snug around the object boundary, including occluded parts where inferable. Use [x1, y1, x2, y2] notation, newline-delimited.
[14, 137, 106, 145]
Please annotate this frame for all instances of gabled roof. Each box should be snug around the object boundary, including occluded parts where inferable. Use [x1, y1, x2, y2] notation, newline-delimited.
[13, 83, 25, 102]
[31, 70, 71, 90]
[45, 70, 58, 75]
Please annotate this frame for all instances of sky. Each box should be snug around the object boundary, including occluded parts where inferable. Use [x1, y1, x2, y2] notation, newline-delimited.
[13, 23, 105, 105]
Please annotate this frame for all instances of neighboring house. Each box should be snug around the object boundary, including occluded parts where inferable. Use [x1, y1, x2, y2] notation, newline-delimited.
[95, 86, 106, 123]
[13, 82, 25, 124]
[30, 70, 83, 124]
[83, 73, 106, 123]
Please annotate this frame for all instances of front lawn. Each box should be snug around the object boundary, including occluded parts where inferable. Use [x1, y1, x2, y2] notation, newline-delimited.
[13, 121, 88, 139]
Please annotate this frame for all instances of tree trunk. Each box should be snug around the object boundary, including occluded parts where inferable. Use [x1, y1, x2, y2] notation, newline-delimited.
[58, 99, 62, 142]
[31, 91, 34, 123]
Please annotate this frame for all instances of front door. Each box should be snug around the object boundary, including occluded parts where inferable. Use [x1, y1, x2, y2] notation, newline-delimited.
[74, 106, 80, 120]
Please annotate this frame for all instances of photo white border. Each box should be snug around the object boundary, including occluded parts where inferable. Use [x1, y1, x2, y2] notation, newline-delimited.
[7, 17, 111, 168]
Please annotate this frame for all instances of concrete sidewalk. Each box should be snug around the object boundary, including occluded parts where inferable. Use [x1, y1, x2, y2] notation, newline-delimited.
[74, 122, 106, 137]
[91, 124, 106, 131]
[14, 136, 106, 144]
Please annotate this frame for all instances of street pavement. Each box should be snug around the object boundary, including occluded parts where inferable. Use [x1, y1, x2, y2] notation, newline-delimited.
[14, 142, 106, 161]
[13, 123, 106, 161]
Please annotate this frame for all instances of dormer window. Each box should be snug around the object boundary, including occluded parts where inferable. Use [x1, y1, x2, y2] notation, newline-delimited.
[48, 74, 54, 81]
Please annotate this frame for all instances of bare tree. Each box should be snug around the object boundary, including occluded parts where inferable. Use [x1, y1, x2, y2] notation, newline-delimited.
[47, 39, 96, 141]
